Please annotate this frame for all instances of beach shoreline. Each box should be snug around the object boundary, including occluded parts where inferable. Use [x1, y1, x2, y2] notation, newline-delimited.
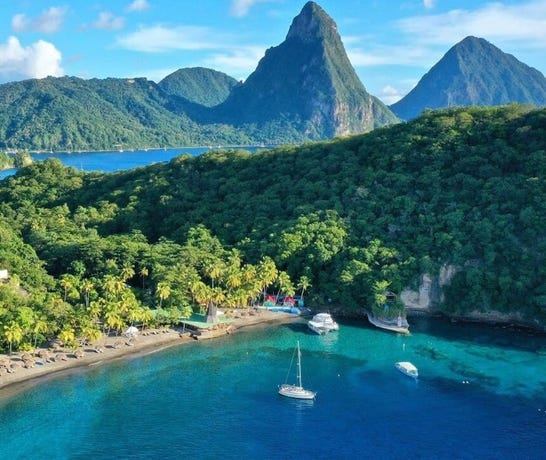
[0, 310, 299, 399]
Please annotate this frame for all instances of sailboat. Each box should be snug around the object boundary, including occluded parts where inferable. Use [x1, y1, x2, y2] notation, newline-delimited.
[278, 341, 316, 400]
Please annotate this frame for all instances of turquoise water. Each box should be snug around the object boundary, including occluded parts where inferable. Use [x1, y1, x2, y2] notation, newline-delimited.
[1, 316, 546, 459]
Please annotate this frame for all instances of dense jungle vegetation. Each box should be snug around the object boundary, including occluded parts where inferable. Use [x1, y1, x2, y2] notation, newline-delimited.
[1, 104, 545, 352]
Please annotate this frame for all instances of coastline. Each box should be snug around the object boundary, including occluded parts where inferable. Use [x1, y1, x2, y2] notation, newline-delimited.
[0, 309, 298, 399]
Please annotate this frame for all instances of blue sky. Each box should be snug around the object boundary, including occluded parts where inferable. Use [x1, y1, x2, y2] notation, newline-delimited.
[1, 0, 545, 104]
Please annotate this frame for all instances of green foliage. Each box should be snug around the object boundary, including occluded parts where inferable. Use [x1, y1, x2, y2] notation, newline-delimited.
[0, 150, 32, 170]
[158, 67, 238, 107]
[1, 104, 546, 349]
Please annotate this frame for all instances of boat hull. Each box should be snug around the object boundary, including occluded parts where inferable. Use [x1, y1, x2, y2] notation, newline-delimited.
[395, 361, 418, 378]
[308, 323, 336, 335]
[278, 384, 316, 400]
[307, 313, 339, 335]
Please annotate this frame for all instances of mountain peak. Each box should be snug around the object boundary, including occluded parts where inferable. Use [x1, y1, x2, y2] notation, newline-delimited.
[390, 35, 546, 120]
[209, 1, 397, 139]
[286, 1, 337, 43]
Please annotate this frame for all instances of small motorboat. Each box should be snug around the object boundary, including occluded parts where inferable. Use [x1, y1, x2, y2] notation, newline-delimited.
[395, 361, 418, 379]
[308, 313, 339, 335]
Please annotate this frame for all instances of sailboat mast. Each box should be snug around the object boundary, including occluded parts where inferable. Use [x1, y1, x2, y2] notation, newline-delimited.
[296, 341, 302, 388]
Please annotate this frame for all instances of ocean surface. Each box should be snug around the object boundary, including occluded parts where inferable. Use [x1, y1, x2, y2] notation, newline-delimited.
[1, 316, 546, 459]
[0, 146, 264, 180]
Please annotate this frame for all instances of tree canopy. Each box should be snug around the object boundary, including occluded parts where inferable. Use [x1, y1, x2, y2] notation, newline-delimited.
[1, 104, 546, 351]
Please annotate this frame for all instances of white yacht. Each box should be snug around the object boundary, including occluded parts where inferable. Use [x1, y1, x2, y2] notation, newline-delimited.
[308, 312, 339, 335]
[278, 341, 316, 400]
[395, 361, 419, 379]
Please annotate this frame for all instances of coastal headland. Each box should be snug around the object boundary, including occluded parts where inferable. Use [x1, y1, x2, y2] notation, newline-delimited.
[0, 309, 298, 398]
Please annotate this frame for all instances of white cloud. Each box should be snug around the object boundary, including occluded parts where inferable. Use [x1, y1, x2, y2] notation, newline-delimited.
[127, 0, 150, 12]
[396, 1, 546, 47]
[230, 0, 272, 18]
[347, 43, 431, 67]
[0, 36, 64, 83]
[202, 46, 266, 79]
[116, 25, 234, 52]
[423, 0, 435, 9]
[354, 1, 546, 70]
[92, 12, 125, 30]
[11, 6, 67, 34]
[11, 14, 30, 32]
[117, 24, 264, 77]
[378, 85, 407, 105]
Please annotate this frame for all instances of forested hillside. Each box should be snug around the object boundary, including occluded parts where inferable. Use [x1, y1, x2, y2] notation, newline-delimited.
[1, 104, 545, 352]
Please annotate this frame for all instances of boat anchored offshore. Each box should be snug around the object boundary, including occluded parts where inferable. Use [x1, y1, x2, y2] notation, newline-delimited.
[395, 361, 419, 379]
[308, 312, 339, 335]
[278, 341, 316, 400]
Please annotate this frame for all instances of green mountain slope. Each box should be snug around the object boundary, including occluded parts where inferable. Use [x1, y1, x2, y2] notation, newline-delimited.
[0, 76, 249, 151]
[0, 2, 398, 150]
[391, 36, 546, 120]
[209, 1, 397, 138]
[2, 104, 546, 326]
[158, 67, 238, 107]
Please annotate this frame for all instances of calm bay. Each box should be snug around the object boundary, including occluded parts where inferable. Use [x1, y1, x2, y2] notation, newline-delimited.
[1, 316, 546, 459]
[0, 146, 264, 180]
[1, 148, 546, 458]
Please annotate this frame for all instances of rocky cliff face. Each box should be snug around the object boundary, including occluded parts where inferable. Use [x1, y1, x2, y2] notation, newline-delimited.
[401, 264, 544, 330]
[400, 264, 456, 310]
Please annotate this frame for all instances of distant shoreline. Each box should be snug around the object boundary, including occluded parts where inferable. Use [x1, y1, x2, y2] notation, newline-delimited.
[27, 144, 276, 155]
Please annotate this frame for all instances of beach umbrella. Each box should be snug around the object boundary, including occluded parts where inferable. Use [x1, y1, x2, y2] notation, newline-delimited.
[74, 349, 85, 359]
[9, 362, 20, 373]
[124, 326, 139, 337]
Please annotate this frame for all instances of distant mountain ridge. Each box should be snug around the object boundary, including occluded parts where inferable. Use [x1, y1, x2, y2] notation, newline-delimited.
[2, 5, 546, 150]
[0, 2, 397, 150]
[390, 36, 546, 120]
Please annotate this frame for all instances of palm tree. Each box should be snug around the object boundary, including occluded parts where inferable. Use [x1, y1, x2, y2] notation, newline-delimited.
[58, 326, 76, 349]
[140, 267, 149, 289]
[103, 275, 125, 299]
[276, 271, 295, 298]
[4, 321, 23, 355]
[120, 264, 135, 283]
[32, 316, 50, 350]
[81, 324, 102, 347]
[297, 275, 311, 303]
[189, 279, 208, 311]
[59, 275, 75, 302]
[257, 256, 278, 303]
[156, 282, 171, 309]
[203, 259, 225, 289]
[80, 279, 94, 309]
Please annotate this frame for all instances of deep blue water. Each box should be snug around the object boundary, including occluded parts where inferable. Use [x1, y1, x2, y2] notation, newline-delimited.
[1, 316, 546, 459]
[0, 146, 264, 179]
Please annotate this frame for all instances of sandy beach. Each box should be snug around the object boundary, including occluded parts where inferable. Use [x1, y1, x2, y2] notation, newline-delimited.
[0, 309, 299, 398]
